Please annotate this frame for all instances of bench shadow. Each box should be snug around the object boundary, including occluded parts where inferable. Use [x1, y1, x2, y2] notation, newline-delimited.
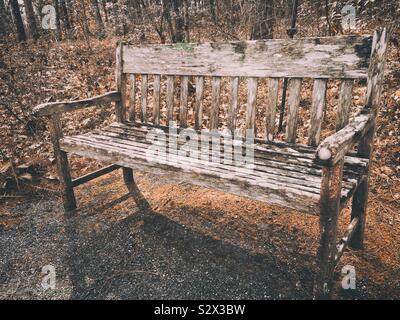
[63, 184, 315, 299]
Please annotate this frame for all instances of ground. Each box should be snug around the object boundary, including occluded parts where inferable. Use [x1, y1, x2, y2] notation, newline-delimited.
[0, 169, 399, 299]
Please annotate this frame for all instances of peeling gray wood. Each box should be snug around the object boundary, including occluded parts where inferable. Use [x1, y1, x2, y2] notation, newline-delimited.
[194, 76, 204, 130]
[336, 79, 353, 131]
[166, 75, 174, 124]
[180, 75, 189, 128]
[228, 77, 239, 134]
[128, 74, 136, 122]
[116, 42, 126, 122]
[246, 77, 258, 137]
[210, 77, 221, 130]
[308, 79, 327, 146]
[33, 91, 121, 116]
[141, 74, 148, 122]
[285, 78, 302, 143]
[153, 75, 161, 125]
[316, 112, 374, 166]
[265, 78, 279, 141]
[122, 36, 372, 78]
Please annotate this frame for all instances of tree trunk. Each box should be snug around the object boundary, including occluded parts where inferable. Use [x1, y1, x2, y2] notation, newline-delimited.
[78, 0, 90, 38]
[0, 0, 11, 36]
[53, 0, 62, 41]
[91, 0, 105, 38]
[183, 0, 189, 42]
[172, 0, 184, 42]
[250, 0, 274, 40]
[10, 0, 26, 42]
[23, 0, 39, 40]
[59, 0, 74, 39]
[101, 0, 109, 23]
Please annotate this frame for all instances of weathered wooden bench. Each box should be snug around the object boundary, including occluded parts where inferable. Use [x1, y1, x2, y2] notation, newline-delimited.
[33, 28, 388, 299]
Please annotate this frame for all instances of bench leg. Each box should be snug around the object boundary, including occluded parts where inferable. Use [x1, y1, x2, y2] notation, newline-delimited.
[49, 114, 76, 212]
[56, 150, 77, 212]
[122, 167, 151, 212]
[313, 161, 343, 299]
[349, 127, 374, 250]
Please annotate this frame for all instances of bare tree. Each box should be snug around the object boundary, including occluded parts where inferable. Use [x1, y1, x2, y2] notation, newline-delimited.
[59, 0, 74, 39]
[91, 0, 105, 38]
[250, 0, 274, 40]
[53, 0, 62, 41]
[10, 0, 26, 42]
[23, 0, 39, 40]
[0, 0, 11, 36]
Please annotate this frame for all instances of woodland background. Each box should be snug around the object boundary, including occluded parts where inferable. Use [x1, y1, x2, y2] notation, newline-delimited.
[0, 0, 400, 299]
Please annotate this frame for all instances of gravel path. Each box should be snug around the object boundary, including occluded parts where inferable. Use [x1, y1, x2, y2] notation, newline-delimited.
[0, 172, 386, 300]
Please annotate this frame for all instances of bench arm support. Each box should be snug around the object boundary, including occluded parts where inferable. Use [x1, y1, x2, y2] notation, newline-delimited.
[33, 91, 121, 117]
[315, 112, 375, 167]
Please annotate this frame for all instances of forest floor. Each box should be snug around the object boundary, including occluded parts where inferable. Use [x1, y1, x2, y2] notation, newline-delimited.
[0, 24, 399, 299]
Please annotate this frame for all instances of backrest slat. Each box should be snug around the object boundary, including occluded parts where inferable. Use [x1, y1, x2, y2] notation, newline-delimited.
[308, 79, 327, 146]
[116, 42, 126, 122]
[128, 74, 136, 122]
[265, 78, 279, 141]
[246, 77, 258, 136]
[336, 79, 353, 131]
[166, 75, 174, 124]
[123, 36, 372, 78]
[228, 77, 239, 134]
[140, 74, 148, 122]
[180, 76, 189, 128]
[210, 76, 221, 130]
[194, 76, 204, 130]
[285, 78, 302, 143]
[153, 75, 161, 125]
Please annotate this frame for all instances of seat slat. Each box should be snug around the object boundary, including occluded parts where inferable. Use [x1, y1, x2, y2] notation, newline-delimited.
[194, 76, 204, 130]
[265, 78, 279, 141]
[308, 79, 327, 146]
[153, 75, 161, 125]
[286, 78, 302, 143]
[140, 74, 148, 122]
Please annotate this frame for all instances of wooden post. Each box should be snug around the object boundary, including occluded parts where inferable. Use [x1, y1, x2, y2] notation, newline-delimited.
[349, 28, 388, 249]
[314, 160, 343, 299]
[49, 114, 76, 211]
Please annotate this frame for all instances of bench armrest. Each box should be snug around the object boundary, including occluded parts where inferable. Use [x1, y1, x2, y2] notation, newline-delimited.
[315, 112, 374, 166]
[32, 91, 121, 117]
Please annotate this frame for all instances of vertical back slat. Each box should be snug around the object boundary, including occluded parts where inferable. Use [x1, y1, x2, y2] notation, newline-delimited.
[246, 77, 258, 136]
[115, 42, 126, 122]
[166, 75, 174, 124]
[128, 74, 136, 122]
[228, 77, 239, 134]
[265, 78, 279, 141]
[210, 76, 221, 130]
[336, 79, 353, 131]
[285, 78, 302, 143]
[194, 76, 204, 130]
[153, 75, 161, 125]
[180, 76, 189, 128]
[141, 74, 148, 122]
[308, 79, 327, 146]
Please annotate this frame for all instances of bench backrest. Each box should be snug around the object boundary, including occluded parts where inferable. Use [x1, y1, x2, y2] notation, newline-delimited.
[115, 34, 378, 147]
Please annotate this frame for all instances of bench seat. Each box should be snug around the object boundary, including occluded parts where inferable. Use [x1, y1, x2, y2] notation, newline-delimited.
[60, 121, 368, 215]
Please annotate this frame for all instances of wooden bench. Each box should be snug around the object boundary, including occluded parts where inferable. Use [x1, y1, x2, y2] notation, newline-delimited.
[33, 28, 388, 299]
